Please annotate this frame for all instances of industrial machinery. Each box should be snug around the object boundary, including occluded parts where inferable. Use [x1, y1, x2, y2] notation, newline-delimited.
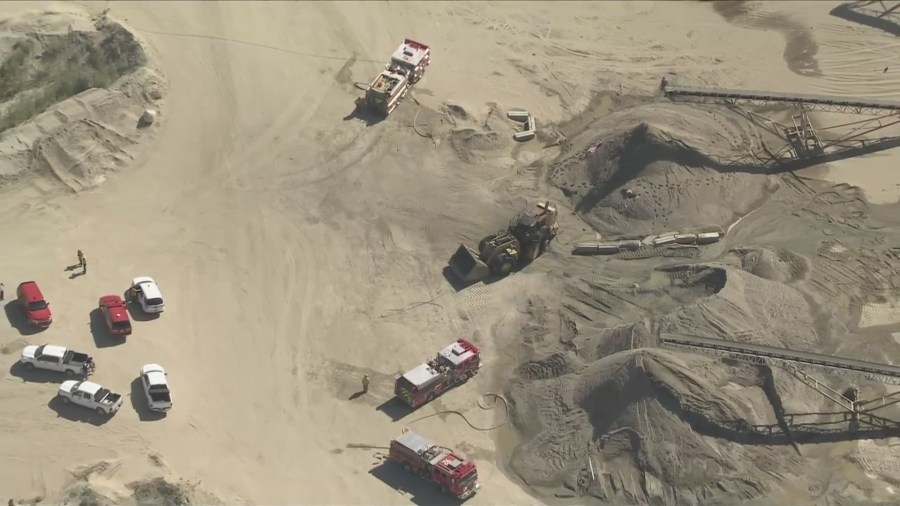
[388, 429, 481, 500]
[361, 38, 431, 116]
[394, 338, 482, 409]
[448, 201, 559, 283]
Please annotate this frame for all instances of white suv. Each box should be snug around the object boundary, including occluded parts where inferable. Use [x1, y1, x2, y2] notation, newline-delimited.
[131, 276, 165, 314]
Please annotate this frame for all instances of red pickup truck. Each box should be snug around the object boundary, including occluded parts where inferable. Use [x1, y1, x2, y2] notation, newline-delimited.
[99, 295, 132, 337]
[17, 281, 53, 328]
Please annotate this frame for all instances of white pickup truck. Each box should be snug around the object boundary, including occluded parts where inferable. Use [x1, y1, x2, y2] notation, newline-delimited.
[58, 380, 124, 416]
[140, 364, 173, 412]
[20, 344, 94, 376]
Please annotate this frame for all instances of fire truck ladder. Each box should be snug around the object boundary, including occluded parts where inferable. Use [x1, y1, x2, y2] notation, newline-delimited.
[661, 82, 900, 164]
[659, 333, 900, 432]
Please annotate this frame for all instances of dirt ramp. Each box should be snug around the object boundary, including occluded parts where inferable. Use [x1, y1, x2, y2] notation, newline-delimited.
[548, 103, 783, 236]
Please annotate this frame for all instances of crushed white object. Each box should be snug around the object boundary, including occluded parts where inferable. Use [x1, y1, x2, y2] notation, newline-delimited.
[140, 109, 157, 125]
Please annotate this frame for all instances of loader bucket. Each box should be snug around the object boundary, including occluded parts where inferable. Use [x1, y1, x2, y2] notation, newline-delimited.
[448, 244, 490, 283]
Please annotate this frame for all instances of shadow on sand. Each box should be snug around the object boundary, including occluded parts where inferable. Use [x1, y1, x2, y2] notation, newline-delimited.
[376, 397, 412, 422]
[3, 300, 44, 336]
[129, 377, 167, 422]
[47, 396, 113, 427]
[7, 361, 66, 384]
[440, 266, 510, 293]
[830, 1, 900, 36]
[342, 98, 388, 127]
[369, 462, 465, 506]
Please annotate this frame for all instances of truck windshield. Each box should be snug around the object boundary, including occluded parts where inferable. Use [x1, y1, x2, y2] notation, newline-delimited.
[147, 297, 163, 306]
[112, 321, 131, 330]
[457, 470, 478, 490]
[28, 300, 48, 310]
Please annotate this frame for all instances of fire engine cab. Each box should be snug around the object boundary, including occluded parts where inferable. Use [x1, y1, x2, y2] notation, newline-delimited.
[389, 429, 481, 500]
[363, 38, 431, 116]
[394, 338, 482, 409]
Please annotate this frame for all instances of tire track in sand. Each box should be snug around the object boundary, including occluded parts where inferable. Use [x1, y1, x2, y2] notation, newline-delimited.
[711, 1, 822, 77]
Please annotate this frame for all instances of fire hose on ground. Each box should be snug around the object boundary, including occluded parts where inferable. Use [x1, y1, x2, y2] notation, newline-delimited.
[403, 392, 510, 432]
[350, 393, 511, 465]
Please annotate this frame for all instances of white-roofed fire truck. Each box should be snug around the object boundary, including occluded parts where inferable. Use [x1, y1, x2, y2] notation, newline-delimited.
[394, 338, 482, 409]
[389, 429, 481, 500]
[362, 38, 431, 116]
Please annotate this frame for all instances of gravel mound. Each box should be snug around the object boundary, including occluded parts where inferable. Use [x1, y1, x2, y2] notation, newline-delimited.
[548, 103, 784, 237]
[506, 265, 825, 505]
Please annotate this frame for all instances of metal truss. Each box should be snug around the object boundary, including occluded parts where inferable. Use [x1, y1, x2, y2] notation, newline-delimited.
[659, 334, 900, 385]
[663, 85, 900, 115]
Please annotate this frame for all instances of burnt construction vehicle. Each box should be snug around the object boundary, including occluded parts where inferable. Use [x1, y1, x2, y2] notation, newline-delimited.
[389, 429, 481, 500]
[448, 201, 559, 284]
[360, 38, 431, 116]
[394, 338, 482, 409]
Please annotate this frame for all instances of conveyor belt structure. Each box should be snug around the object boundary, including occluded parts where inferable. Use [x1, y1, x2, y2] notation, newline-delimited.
[660, 333, 900, 386]
[663, 85, 900, 115]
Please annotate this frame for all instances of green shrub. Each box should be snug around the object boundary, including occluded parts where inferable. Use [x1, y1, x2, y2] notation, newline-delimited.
[0, 26, 144, 133]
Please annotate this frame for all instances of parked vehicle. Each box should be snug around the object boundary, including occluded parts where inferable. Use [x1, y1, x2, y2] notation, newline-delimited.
[394, 338, 482, 409]
[130, 276, 165, 314]
[140, 364, 173, 412]
[57, 380, 123, 415]
[389, 429, 480, 500]
[16, 281, 52, 328]
[98, 295, 132, 337]
[20, 344, 94, 376]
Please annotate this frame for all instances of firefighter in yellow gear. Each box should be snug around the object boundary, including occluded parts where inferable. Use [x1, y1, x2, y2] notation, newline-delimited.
[77, 249, 86, 274]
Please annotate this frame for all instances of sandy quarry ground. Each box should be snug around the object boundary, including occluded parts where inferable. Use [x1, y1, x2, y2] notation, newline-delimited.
[0, 1, 898, 505]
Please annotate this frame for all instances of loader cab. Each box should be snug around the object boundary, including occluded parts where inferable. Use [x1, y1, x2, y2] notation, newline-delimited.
[511, 214, 542, 240]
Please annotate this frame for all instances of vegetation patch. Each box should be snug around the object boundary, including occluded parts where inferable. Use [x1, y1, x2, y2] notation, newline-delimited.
[0, 21, 146, 133]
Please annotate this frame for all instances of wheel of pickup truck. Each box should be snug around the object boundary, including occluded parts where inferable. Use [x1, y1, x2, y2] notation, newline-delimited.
[60, 396, 69, 404]
[96, 407, 105, 416]
[23, 362, 34, 371]
[64, 369, 75, 377]
[402, 463, 412, 474]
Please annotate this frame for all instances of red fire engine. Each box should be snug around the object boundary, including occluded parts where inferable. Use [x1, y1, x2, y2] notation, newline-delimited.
[389, 429, 481, 500]
[394, 338, 482, 409]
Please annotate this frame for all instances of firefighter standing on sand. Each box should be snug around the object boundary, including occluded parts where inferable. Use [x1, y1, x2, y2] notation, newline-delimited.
[362, 374, 370, 394]
[77, 249, 86, 274]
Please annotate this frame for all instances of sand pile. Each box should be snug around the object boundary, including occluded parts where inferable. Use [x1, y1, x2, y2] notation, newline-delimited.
[446, 102, 519, 167]
[727, 247, 809, 284]
[0, 8, 164, 192]
[548, 103, 785, 237]
[506, 264, 829, 504]
[507, 350, 800, 505]
[14, 459, 226, 506]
